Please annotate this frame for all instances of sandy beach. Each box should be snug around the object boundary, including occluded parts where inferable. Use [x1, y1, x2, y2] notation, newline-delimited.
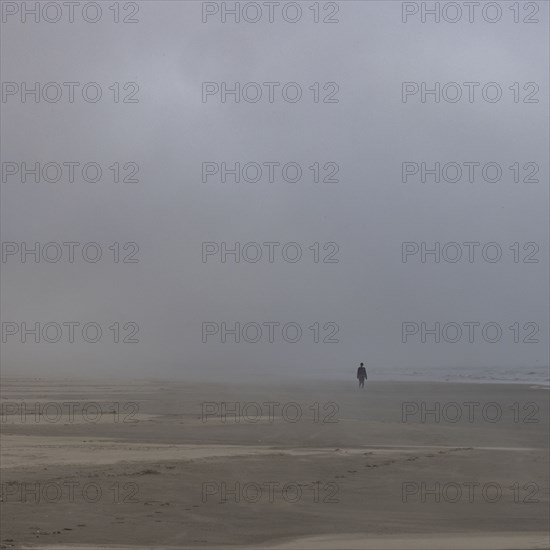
[1, 378, 548, 549]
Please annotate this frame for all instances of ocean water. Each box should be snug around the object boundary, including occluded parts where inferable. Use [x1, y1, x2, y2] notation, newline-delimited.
[376, 365, 550, 386]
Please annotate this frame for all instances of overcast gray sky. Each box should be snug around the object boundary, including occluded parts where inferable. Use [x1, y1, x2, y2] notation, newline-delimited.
[1, 1, 548, 381]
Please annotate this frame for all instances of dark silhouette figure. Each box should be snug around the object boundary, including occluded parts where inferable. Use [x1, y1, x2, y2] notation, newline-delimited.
[357, 362, 367, 389]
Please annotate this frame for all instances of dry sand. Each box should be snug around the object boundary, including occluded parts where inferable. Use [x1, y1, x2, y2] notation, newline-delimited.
[0, 379, 548, 549]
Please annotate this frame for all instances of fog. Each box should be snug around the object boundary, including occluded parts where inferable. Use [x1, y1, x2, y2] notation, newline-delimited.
[1, 1, 548, 382]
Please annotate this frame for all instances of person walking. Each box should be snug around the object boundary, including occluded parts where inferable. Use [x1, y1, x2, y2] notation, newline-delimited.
[357, 362, 367, 389]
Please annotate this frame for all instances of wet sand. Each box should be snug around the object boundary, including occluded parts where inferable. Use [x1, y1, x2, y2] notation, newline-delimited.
[1, 378, 548, 549]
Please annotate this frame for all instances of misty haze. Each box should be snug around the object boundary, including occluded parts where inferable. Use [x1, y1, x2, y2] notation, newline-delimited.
[1, 1, 549, 549]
